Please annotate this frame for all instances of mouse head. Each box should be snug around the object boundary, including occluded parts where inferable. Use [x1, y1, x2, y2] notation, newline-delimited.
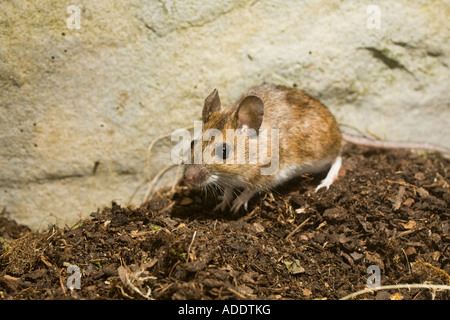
[184, 89, 266, 189]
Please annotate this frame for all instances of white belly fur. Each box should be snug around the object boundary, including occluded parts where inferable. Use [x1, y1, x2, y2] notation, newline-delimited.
[269, 158, 333, 188]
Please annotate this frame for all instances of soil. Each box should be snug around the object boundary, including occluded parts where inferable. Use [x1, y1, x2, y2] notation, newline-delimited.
[0, 145, 449, 300]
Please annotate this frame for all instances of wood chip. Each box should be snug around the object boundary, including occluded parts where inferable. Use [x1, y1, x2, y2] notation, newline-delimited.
[401, 220, 417, 230]
[393, 186, 405, 210]
[417, 187, 429, 197]
[40, 255, 52, 268]
[405, 247, 416, 256]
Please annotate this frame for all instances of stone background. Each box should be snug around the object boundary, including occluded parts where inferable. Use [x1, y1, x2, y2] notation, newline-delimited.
[1, 0, 449, 230]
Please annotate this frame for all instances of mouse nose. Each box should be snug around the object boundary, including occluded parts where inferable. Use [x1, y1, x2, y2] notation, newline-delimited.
[185, 166, 208, 184]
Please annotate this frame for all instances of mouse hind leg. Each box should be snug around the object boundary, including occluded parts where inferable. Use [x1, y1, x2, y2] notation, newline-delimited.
[314, 156, 342, 192]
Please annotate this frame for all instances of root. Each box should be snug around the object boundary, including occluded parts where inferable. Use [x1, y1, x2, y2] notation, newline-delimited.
[340, 283, 450, 300]
[117, 259, 158, 300]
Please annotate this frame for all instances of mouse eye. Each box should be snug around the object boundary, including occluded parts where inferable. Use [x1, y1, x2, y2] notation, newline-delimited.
[216, 143, 231, 160]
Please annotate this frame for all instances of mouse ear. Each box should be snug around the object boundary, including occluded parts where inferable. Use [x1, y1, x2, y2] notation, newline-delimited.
[202, 89, 221, 123]
[236, 95, 264, 131]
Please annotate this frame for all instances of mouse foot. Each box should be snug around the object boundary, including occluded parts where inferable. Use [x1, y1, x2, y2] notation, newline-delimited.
[230, 188, 257, 214]
[214, 198, 229, 212]
[214, 186, 234, 212]
[230, 198, 247, 214]
[315, 156, 342, 192]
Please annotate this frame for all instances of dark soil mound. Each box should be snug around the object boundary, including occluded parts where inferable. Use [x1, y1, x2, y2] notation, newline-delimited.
[1, 145, 449, 300]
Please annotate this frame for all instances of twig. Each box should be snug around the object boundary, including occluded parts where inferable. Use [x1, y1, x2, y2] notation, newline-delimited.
[340, 283, 450, 300]
[156, 283, 175, 296]
[238, 207, 258, 221]
[384, 179, 418, 190]
[338, 123, 381, 140]
[59, 268, 67, 297]
[186, 231, 197, 263]
[227, 287, 247, 299]
[146, 125, 194, 180]
[143, 164, 178, 203]
[169, 260, 181, 278]
[286, 217, 311, 240]
[365, 127, 383, 141]
[143, 125, 194, 203]
[146, 132, 177, 181]
[170, 165, 183, 195]
[401, 248, 411, 274]
[395, 227, 425, 239]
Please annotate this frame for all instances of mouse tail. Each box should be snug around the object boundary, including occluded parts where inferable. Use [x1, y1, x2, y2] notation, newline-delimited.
[341, 133, 450, 154]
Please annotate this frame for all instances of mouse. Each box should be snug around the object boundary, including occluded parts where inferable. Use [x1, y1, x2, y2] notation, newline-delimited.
[183, 84, 450, 214]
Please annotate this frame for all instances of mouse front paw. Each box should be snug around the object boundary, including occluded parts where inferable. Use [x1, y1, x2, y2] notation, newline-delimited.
[229, 189, 257, 214]
[214, 186, 234, 212]
[230, 197, 248, 214]
[214, 197, 229, 211]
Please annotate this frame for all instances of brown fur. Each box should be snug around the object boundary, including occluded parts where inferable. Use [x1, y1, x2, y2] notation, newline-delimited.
[185, 84, 342, 191]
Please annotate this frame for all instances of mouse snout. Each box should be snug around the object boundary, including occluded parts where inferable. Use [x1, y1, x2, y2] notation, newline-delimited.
[184, 166, 209, 185]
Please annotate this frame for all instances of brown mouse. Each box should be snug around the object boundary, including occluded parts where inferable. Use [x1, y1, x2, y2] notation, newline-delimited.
[183, 84, 450, 214]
